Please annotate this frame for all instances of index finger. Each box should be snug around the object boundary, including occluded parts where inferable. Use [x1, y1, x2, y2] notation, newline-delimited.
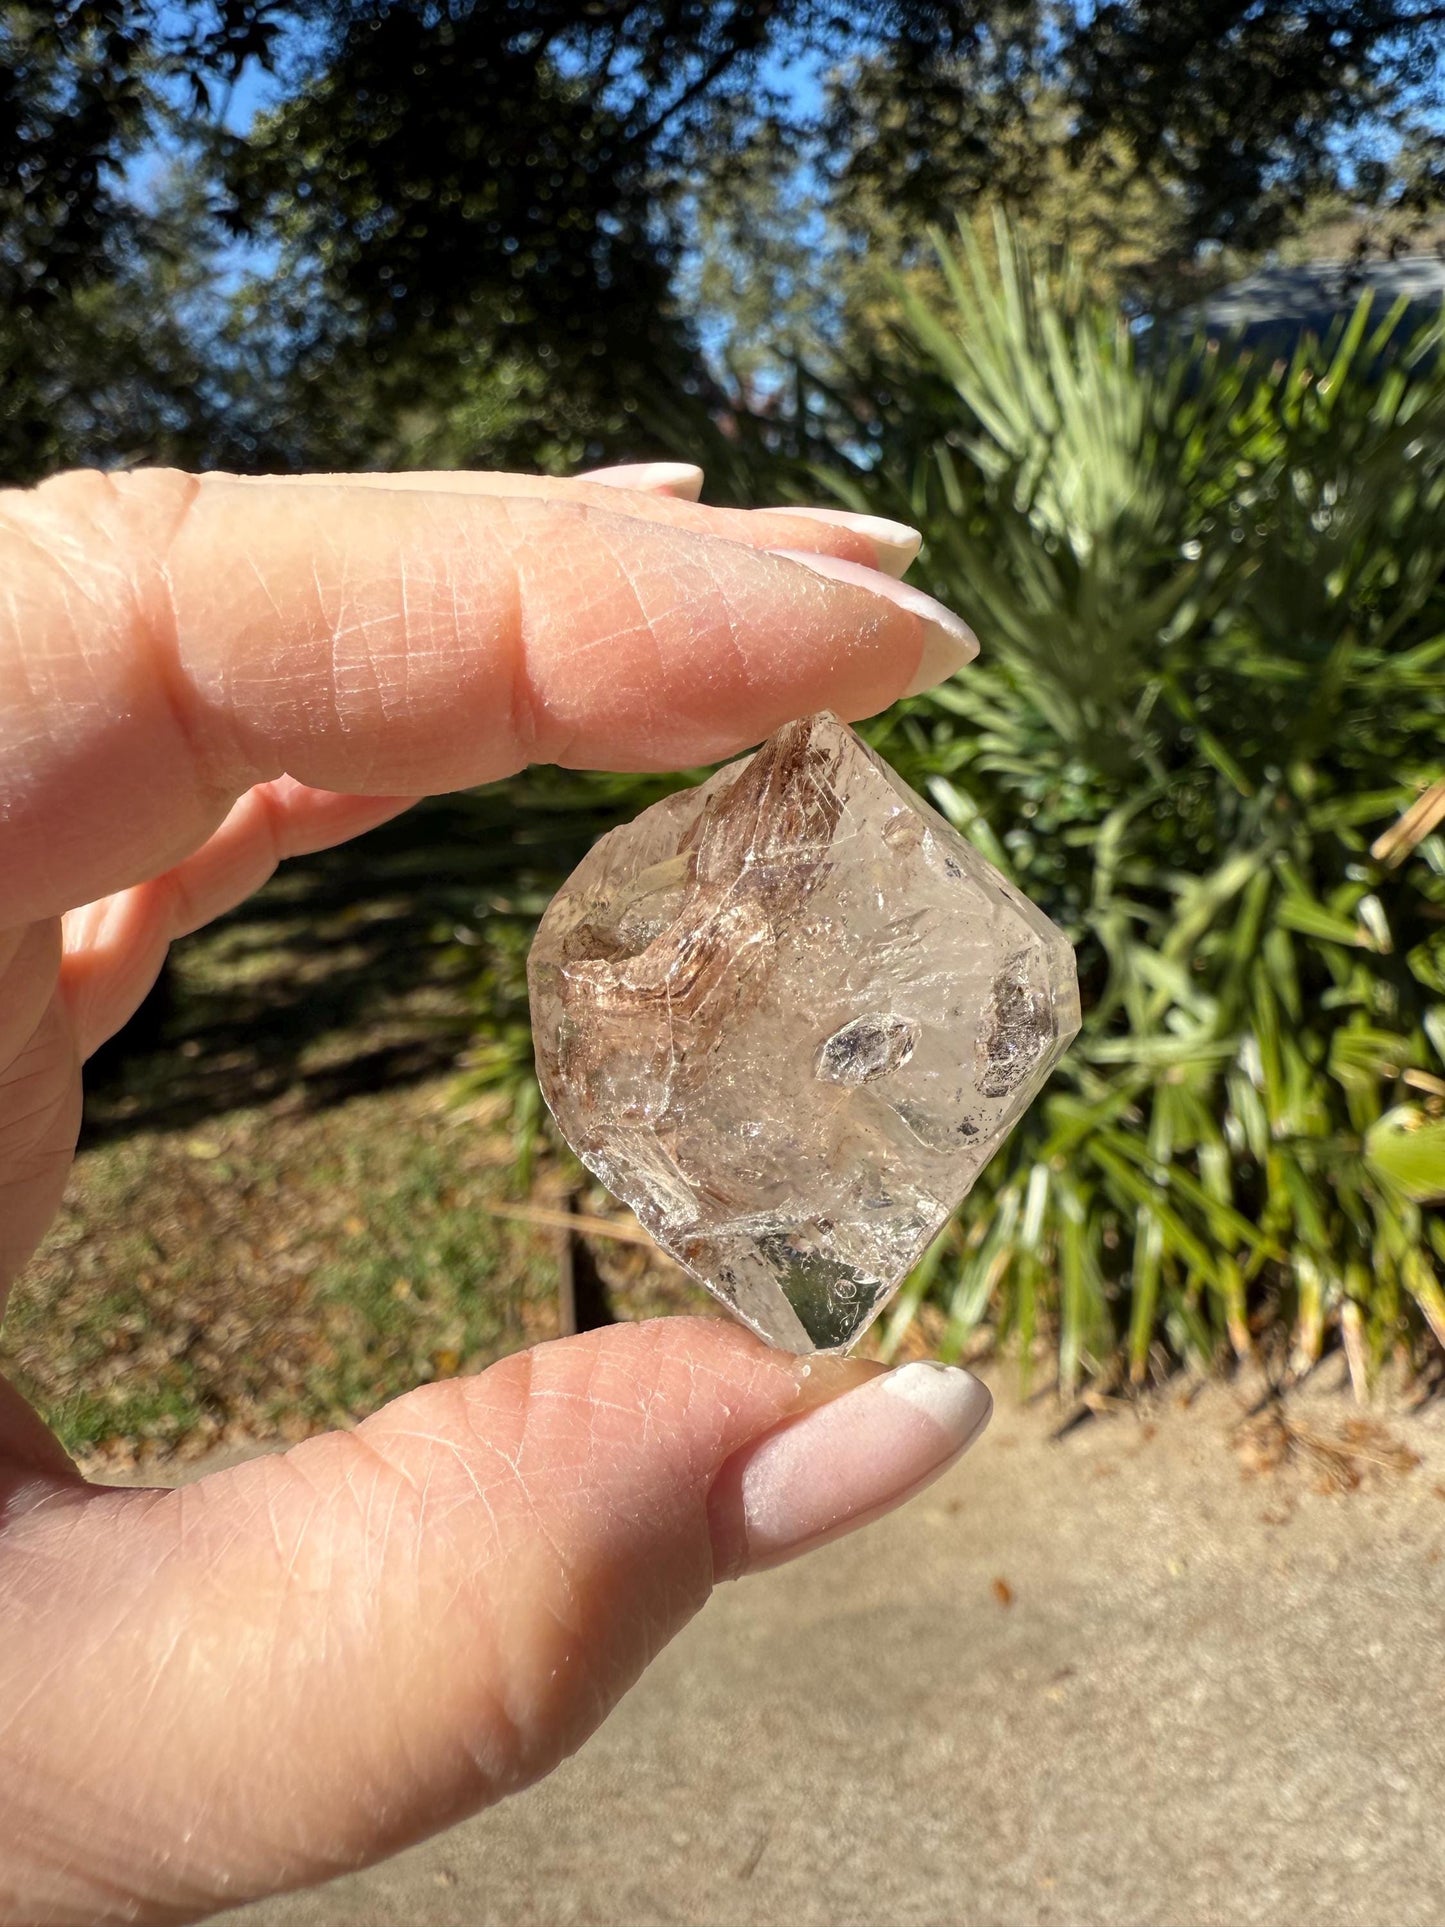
[0, 469, 974, 927]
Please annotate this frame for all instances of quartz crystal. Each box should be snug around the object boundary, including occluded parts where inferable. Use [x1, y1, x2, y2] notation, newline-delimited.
[528, 712, 1080, 1353]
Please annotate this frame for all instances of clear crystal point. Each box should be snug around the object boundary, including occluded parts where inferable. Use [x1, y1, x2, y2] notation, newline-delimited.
[528, 712, 1080, 1353]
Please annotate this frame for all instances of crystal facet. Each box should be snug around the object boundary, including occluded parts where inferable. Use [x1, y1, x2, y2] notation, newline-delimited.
[528, 712, 1080, 1353]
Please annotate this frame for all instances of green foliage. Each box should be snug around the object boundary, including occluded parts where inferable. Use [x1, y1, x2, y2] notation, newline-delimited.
[223, 2, 705, 471]
[828, 223, 1445, 1384]
[7, 2, 1445, 1381]
[0, 0, 286, 479]
[468, 223, 1445, 1388]
[7, 2, 1445, 480]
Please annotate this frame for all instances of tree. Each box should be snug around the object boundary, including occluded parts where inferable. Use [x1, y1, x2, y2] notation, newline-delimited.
[208, 0, 1445, 468]
[4, 0, 1444, 482]
[220, 1, 819, 469]
[826, 2, 1445, 264]
[0, 1, 285, 479]
[1067, 0, 1445, 253]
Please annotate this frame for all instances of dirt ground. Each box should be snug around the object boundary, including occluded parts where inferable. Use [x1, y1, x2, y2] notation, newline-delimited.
[14, 810, 1445, 1925]
[192, 1369, 1445, 1927]
[1, 793, 725, 1470]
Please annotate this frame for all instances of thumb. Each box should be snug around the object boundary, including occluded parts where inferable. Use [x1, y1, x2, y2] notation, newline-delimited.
[0, 1319, 990, 1924]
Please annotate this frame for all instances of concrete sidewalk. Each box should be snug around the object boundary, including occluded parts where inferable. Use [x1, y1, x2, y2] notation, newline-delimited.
[226, 1380, 1445, 1927]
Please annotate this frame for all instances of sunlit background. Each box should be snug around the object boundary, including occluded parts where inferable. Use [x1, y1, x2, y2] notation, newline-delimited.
[3, 1, 1444, 1471]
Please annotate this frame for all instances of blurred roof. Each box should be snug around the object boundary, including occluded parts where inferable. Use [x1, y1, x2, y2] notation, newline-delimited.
[1174, 255, 1445, 351]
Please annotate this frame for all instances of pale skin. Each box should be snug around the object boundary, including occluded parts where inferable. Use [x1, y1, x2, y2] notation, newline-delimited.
[0, 463, 989, 1924]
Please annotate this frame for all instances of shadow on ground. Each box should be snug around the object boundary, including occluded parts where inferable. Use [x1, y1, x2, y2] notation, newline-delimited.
[81, 779, 629, 1143]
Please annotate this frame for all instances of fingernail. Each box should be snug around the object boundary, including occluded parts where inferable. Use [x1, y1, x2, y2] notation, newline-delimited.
[767, 548, 978, 694]
[580, 461, 705, 500]
[709, 1362, 993, 1579]
[773, 506, 922, 577]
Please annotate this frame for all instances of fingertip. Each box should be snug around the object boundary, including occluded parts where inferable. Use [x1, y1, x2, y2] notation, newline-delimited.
[774, 506, 923, 577]
[709, 1361, 993, 1580]
[766, 547, 978, 698]
[903, 620, 981, 696]
[578, 461, 705, 500]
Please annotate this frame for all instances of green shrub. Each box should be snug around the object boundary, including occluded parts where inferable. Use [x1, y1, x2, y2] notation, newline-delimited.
[463, 222, 1445, 1389]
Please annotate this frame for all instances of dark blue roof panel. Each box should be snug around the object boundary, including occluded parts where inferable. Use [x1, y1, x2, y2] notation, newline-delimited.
[1178, 256, 1445, 342]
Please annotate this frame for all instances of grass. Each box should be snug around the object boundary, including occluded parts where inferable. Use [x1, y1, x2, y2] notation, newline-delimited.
[634, 222, 1445, 1392]
[1, 800, 731, 1471]
[2, 1082, 560, 1468]
[16, 234, 1444, 1438]
[3, 774, 968, 1468]
[305, 1135, 550, 1416]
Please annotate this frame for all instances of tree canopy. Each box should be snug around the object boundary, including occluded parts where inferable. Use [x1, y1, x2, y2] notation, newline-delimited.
[3, 0, 1443, 480]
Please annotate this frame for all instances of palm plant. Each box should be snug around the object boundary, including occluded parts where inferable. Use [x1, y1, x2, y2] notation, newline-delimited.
[837, 220, 1445, 1387]
[461, 220, 1445, 1390]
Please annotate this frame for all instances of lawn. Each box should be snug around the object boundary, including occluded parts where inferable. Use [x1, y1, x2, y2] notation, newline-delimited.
[2, 805, 717, 1474]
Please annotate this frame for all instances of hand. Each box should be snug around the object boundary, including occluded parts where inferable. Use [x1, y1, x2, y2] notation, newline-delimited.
[0, 461, 991, 1924]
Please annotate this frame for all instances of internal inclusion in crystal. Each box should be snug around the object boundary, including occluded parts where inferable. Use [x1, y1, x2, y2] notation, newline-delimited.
[528, 711, 1081, 1354]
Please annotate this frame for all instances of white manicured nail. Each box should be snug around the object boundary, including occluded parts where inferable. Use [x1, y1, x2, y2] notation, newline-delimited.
[580, 462, 705, 499]
[711, 1362, 993, 1577]
[767, 548, 978, 694]
[774, 507, 923, 577]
